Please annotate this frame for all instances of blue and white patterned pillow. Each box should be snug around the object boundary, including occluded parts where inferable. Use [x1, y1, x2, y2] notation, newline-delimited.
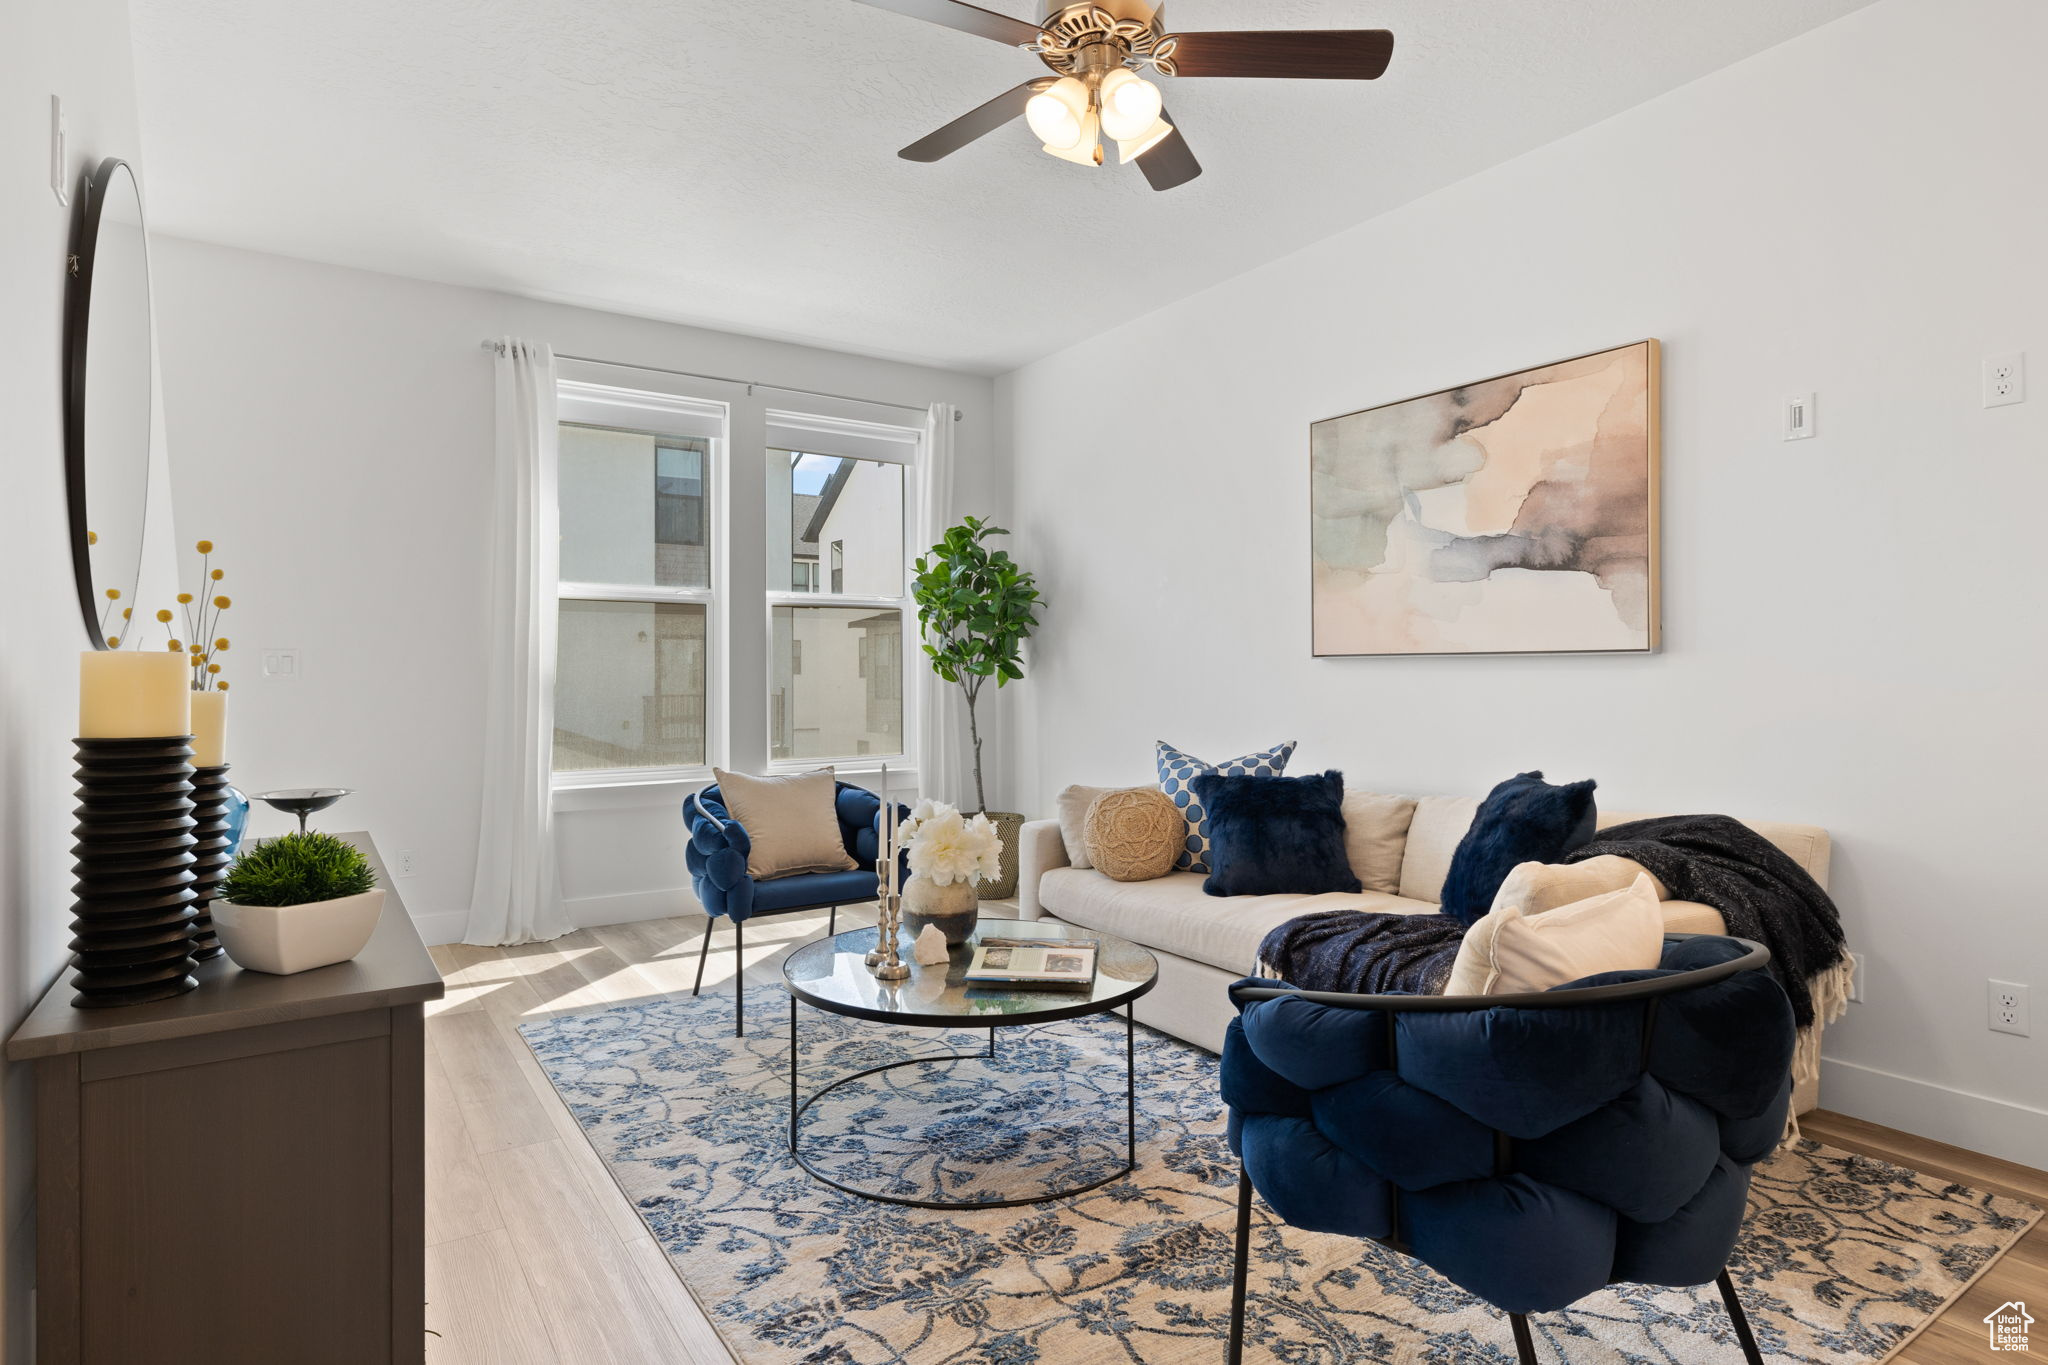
[1155, 739, 1299, 874]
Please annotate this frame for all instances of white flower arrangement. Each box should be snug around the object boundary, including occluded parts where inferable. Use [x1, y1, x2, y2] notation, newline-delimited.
[897, 800, 1003, 888]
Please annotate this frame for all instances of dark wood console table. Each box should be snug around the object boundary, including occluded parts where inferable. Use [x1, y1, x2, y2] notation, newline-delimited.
[6, 833, 444, 1364]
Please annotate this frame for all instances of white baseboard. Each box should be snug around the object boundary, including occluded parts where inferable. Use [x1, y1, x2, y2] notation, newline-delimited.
[411, 908, 470, 947]
[1819, 1056, 2048, 1168]
[566, 887, 699, 929]
[414, 889, 701, 947]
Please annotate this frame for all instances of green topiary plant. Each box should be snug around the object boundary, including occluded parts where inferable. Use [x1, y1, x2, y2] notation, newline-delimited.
[219, 831, 378, 907]
[912, 515, 1042, 814]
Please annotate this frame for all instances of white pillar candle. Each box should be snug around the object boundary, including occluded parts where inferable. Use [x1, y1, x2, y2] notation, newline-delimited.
[879, 764, 893, 897]
[78, 651, 190, 739]
[189, 691, 228, 767]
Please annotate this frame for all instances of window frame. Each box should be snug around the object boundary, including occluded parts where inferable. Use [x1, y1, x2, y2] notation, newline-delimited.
[551, 387, 730, 792]
[763, 411, 922, 775]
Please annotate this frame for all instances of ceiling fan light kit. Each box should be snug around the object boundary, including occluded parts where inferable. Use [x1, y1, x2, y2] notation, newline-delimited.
[853, 0, 1395, 192]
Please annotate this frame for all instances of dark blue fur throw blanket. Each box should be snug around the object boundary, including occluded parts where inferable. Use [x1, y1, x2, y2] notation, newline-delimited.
[1256, 813, 1847, 1026]
[1255, 911, 1466, 996]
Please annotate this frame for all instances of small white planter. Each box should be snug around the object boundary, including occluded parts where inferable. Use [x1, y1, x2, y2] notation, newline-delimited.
[212, 887, 385, 975]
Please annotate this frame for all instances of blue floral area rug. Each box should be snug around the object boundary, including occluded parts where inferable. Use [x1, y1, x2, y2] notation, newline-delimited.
[520, 986, 2037, 1365]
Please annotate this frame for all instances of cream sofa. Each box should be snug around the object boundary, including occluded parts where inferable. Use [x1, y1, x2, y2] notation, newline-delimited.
[1019, 791, 1834, 1113]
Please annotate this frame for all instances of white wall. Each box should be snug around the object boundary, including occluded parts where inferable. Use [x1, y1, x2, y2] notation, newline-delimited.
[0, 2, 149, 1352]
[150, 239, 1002, 943]
[1002, 0, 2047, 1165]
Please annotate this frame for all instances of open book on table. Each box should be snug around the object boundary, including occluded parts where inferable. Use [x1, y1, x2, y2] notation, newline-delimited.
[964, 937, 1099, 991]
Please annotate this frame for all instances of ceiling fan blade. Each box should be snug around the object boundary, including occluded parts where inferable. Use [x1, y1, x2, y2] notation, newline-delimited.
[851, 0, 1044, 47]
[1167, 30, 1395, 80]
[1137, 107, 1201, 191]
[900, 81, 1048, 162]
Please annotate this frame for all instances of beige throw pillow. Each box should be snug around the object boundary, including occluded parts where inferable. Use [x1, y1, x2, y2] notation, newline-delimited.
[1397, 795, 1483, 902]
[1083, 789, 1182, 883]
[1342, 792, 1419, 895]
[711, 767, 858, 880]
[1490, 854, 1669, 917]
[1445, 873, 1665, 996]
[1057, 785, 1135, 869]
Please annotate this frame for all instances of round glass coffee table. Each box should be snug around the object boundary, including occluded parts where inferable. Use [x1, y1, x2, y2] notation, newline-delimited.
[781, 917, 1158, 1209]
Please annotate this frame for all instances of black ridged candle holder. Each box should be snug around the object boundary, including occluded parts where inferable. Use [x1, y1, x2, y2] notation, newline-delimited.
[69, 736, 200, 1008]
[187, 763, 233, 961]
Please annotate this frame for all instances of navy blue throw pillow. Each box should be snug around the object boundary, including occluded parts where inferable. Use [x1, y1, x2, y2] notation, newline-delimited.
[1190, 770, 1363, 899]
[1437, 771, 1599, 926]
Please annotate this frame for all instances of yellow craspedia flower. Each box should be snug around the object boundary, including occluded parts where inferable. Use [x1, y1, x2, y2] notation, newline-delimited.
[213, 595, 231, 609]
[106, 636, 119, 647]
[217, 681, 230, 692]
[195, 540, 213, 554]
[88, 531, 98, 545]
[167, 640, 182, 652]
[210, 569, 224, 581]
[177, 592, 193, 604]
[215, 638, 230, 650]
[104, 588, 120, 600]
[121, 608, 132, 619]
[156, 609, 173, 623]
[206, 664, 221, 674]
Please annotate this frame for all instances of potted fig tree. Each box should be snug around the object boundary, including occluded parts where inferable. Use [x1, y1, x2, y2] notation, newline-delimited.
[911, 515, 1041, 899]
[213, 831, 386, 975]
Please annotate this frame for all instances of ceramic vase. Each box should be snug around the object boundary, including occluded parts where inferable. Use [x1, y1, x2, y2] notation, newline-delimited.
[901, 874, 978, 945]
[213, 887, 385, 975]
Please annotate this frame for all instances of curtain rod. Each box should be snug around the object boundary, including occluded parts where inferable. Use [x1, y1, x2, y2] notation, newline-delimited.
[479, 340, 955, 419]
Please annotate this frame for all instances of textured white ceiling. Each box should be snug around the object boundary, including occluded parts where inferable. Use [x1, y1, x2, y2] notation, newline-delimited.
[128, 0, 1875, 373]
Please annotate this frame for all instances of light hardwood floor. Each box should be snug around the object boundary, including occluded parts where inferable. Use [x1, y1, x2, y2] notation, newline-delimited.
[424, 908, 2046, 1364]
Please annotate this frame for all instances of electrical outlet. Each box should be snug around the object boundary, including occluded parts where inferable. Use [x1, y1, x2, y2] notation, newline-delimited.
[1848, 952, 1865, 1003]
[1983, 352, 2026, 408]
[393, 848, 418, 878]
[1988, 979, 2030, 1036]
[1783, 393, 1816, 441]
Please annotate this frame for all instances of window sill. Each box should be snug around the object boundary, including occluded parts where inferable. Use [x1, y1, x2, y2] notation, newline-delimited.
[551, 765, 920, 812]
[552, 772, 709, 812]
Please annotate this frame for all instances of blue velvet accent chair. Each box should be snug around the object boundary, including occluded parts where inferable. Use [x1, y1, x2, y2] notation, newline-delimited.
[1222, 935, 1795, 1365]
[683, 781, 907, 1036]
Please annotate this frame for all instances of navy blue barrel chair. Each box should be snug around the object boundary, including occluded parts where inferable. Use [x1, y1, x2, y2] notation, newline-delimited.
[684, 781, 908, 1036]
[1222, 935, 1794, 1365]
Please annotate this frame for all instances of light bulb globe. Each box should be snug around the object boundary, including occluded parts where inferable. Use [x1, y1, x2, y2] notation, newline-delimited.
[1116, 117, 1175, 164]
[1025, 77, 1090, 150]
[1099, 69, 1163, 142]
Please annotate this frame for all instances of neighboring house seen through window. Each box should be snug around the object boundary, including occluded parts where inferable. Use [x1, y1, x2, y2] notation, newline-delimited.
[550, 378, 922, 785]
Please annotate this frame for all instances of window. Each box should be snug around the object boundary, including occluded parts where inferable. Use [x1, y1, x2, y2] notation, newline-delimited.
[766, 445, 912, 763]
[547, 379, 922, 789]
[554, 387, 725, 778]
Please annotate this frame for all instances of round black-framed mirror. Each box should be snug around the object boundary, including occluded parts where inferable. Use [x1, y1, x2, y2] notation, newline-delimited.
[66, 156, 156, 650]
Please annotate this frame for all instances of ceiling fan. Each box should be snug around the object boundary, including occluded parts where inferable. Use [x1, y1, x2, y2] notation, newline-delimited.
[854, 0, 1395, 191]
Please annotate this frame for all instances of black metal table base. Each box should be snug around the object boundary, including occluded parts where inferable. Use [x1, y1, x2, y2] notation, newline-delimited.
[787, 995, 1139, 1210]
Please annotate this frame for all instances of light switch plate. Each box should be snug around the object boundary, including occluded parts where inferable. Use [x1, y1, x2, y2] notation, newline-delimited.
[261, 648, 302, 679]
[1784, 393, 1815, 441]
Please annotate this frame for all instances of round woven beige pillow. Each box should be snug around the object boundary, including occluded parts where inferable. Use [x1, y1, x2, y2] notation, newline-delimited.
[1083, 788, 1182, 883]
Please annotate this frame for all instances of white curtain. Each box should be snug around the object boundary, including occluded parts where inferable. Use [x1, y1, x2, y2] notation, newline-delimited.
[466, 339, 570, 945]
[916, 402, 972, 809]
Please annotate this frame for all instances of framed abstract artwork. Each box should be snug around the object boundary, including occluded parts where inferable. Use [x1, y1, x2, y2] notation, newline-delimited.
[1310, 339, 1660, 657]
